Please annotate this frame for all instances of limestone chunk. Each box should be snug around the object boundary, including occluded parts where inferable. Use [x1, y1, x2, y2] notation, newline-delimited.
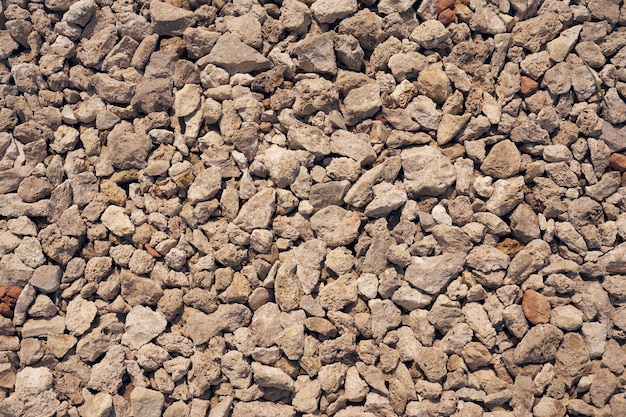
[310, 206, 361, 247]
[204, 33, 271, 74]
[310, 0, 357, 23]
[150, 0, 195, 36]
[405, 253, 465, 295]
[342, 83, 382, 126]
[233, 188, 276, 232]
[402, 146, 456, 198]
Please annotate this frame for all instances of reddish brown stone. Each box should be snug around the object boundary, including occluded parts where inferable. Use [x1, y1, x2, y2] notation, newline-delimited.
[609, 153, 626, 172]
[522, 289, 551, 325]
[0, 286, 22, 318]
[438, 8, 456, 25]
[436, 0, 455, 13]
[144, 243, 161, 258]
[520, 76, 539, 95]
[259, 121, 273, 133]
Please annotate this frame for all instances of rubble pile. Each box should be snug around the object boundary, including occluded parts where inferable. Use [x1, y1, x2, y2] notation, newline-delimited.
[1, 0, 626, 416]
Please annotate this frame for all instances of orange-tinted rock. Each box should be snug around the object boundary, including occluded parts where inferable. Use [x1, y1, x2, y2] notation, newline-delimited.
[259, 121, 273, 133]
[609, 153, 626, 172]
[522, 289, 551, 325]
[496, 237, 524, 256]
[438, 8, 456, 25]
[520, 76, 539, 95]
[437, 0, 455, 13]
[0, 286, 22, 318]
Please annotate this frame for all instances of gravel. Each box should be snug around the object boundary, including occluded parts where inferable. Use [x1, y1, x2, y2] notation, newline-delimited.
[1, 0, 626, 416]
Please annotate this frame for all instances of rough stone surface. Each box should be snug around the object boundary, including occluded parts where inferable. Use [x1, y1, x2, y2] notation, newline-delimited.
[402, 146, 456, 198]
[0, 2, 622, 416]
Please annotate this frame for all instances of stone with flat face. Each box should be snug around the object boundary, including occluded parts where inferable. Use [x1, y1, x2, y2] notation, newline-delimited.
[233, 188, 276, 232]
[402, 146, 456, 198]
[310, 205, 362, 247]
[204, 33, 271, 75]
[404, 253, 465, 295]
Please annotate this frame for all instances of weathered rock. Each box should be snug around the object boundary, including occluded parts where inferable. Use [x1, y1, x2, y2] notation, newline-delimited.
[310, 205, 362, 247]
[65, 296, 97, 336]
[369, 299, 401, 341]
[512, 13, 563, 53]
[417, 67, 452, 104]
[410, 20, 450, 49]
[287, 124, 331, 157]
[234, 188, 276, 232]
[232, 402, 296, 417]
[131, 77, 174, 113]
[101, 206, 135, 237]
[150, 0, 194, 36]
[185, 304, 251, 345]
[205, 33, 271, 74]
[344, 156, 401, 207]
[87, 345, 126, 394]
[514, 324, 564, 364]
[317, 274, 358, 311]
[0, 286, 21, 318]
[119, 269, 164, 306]
[506, 239, 551, 284]
[485, 176, 525, 216]
[330, 130, 377, 166]
[130, 386, 165, 417]
[402, 146, 456, 198]
[252, 362, 295, 391]
[121, 305, 168, 350]
[480, 140, 521, 179]
[311, 0, 357, 23]
[405, 253, 465, 295]
[342, 83, 382, 126]
[294, 32, 337, 75]
[107, 122, 152, 170]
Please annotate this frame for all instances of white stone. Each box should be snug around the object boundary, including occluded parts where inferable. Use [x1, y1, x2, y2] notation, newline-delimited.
[66, 296, 97, 336]
[121, 306, 168, 350]
[101, 206, 135, 237]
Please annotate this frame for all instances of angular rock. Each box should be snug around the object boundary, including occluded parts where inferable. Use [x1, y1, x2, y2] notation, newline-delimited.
[204, 33, 271, 74]
[66, 296, 97, 336]
[101, 206, 135, 237]
[310, 205, 362, 247]
[512, 13, 563, 53]
[232, 402, 296, 417]
[402, 146, 455, 198]
[485, 176, 525, 216]
[513, 324, 563, 364]
[342, 83, 382, 126]
[506, 239, 551, 284]
[405, 253, 465, 295]
[185, 304, 251, 345]
[87, 345, 126, 394]
[480, 140, 521, 179]
[234, 188, 276, 232]
[294, 32, 337, 75]
[311, 0, 357, 23]
[130, 386, 164, 417]
[521, 290, 551, 325]
[150, 0, 194, 36]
